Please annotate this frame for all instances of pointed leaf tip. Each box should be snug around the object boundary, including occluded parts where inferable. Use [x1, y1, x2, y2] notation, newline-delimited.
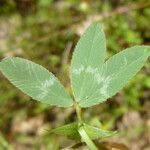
[84, 124, 117, 139]
[49, 122, 80, 140]
[0, 57, 73, 107]
[79, 45, 150, 107]
[71, 23, 106, 105]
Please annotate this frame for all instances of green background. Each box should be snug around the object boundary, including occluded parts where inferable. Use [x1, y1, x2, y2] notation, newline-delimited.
[0, 0, 149, 149]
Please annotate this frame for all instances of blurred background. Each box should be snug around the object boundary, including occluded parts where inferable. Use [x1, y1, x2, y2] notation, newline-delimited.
[0, 0, 150, 149]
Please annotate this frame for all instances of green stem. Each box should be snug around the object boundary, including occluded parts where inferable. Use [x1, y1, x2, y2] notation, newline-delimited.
[74, 102, 83, 124]
[78, 126, 98, 150]
[74, 102, 97, 149]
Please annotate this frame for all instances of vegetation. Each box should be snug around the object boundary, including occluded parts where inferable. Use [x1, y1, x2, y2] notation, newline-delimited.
[0, 0, 150, 149]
